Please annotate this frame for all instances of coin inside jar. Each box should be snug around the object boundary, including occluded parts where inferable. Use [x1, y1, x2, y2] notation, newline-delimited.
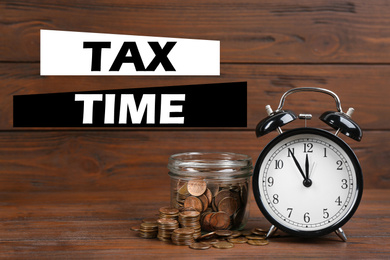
[187, 180, 207, 196]
[184, 196, 203, 212]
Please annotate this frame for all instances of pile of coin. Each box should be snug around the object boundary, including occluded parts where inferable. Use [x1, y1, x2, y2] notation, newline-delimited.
[139, 222, 158, 239]
[171, 228, 195, 246]
[172, 179, 249, 231]
[159, 206, 179, 220]
[157, 218, 179, 242]
[191, 228, 269, 249]
[133, 215, 271, 249]
[178, 211, 201, 238]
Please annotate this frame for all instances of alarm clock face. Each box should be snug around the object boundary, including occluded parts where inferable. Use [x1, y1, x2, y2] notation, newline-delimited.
[253, 128, 363, 237]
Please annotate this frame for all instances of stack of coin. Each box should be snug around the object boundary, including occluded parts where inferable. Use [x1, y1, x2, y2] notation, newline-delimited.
[171, 228, 195, 246]
[159, 206, 179, 220]
[178, 211, 202, 239]
[139, 222, 158, 239]
[157, 218, 179, 242]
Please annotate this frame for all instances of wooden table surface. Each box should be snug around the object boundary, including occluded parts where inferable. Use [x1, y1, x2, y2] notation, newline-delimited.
[1, 189, 389, 259]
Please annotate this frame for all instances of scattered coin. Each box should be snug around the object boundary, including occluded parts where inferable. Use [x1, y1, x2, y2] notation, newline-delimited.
[228, 237, 248, 244]
[213, 241, 234, 249]
[189, 242, 212, 250]
[215, 230, 233, 237]
[247, 239, 269, 246]
[227, 230, 242, 238]
[252, 228, 267, 236]
[196, 231, 215, 241]
[246, 235, 266, 240]
[130, 226, 140, 232]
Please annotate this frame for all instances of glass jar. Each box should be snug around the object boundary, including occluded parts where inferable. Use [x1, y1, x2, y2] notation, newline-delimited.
[168, 152, 253, 231]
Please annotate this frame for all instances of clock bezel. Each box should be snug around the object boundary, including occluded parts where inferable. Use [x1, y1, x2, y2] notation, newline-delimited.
[252, 127, 363, 238]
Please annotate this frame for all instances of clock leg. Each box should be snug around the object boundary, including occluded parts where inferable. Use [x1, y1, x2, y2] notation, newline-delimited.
[335, 227, 347, 242]
[266, 225, 278, 238]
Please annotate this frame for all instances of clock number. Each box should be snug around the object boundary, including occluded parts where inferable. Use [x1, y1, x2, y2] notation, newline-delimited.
[335, 196, 342, 206]
[304, 212, 310, 223]
[341, 179, 348, 189]
[336, 160, 343, 170]
[323, 208, 329, 219]
[323, 148, 327, 157]
[275, 160, 284, 169]
[273, 194, 279, 204]
[303, 143, 313, 153]
[287, 208, 293, 218]
[267, 177, 274, 187]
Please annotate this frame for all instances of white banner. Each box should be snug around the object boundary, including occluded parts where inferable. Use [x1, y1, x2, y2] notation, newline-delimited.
[40, 30, 220, 76]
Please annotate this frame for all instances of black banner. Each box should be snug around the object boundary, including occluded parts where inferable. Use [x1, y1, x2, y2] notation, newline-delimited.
[13, 82, 247, 127]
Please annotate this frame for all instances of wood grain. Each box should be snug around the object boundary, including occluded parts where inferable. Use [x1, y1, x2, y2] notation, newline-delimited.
[0, 130, 387, 191]
[0, 189, 389, 258]
[3, 63, 389, 130]
[3, 0, 390, 63]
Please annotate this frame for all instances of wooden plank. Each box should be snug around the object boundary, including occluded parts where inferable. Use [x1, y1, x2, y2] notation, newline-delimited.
[2, 0, 390, 63]
[0, 130, 387, 191]
[2, 63, 389, 130]
[0, 190, 389, 258]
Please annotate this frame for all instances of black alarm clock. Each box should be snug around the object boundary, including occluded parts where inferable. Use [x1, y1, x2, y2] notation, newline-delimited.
[252, 87, 363, 242]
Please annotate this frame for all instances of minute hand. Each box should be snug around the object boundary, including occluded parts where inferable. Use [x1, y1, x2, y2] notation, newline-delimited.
[291, 153, 306, 181]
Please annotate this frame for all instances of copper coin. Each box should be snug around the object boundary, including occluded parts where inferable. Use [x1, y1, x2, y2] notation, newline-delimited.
[204, 188, 213, 206]
[215, 230, 233, 237]
[140, 223, 158, 229]
[142, 218, 157, 224]
[130, 226, 140, 231]
[214, 189, 233, 206]
[208, 183, 220, 196]
[247, 239, 269, 246]
[252, 228, 267, 236]
[196, 231, 215, 241]
[180, 210, 200, 218]
[187, 180, 207, 196]
[177, 183, 189, 195]
[227, 230, 242, 238]
[241, 230, 252, 236]
[189, 242, 211, 250]
[201, 212, 214, 231]
[174, 228, 195, 235]
[228, 237, 248, 244]
[210, 212, 230, 230]
[184, 196, 203, 212]
[198, 194, 209, 212]
[246, 235, 266, 240]
[157, 218, 178, 225]
[213, 241, 234, 249]
[159, 206, 179, 215]
[218, 197, 238, 217]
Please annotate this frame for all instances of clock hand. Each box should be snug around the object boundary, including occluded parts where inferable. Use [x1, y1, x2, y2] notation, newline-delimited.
[290, 153, 306, 181]
[305, 154, 310, 180]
